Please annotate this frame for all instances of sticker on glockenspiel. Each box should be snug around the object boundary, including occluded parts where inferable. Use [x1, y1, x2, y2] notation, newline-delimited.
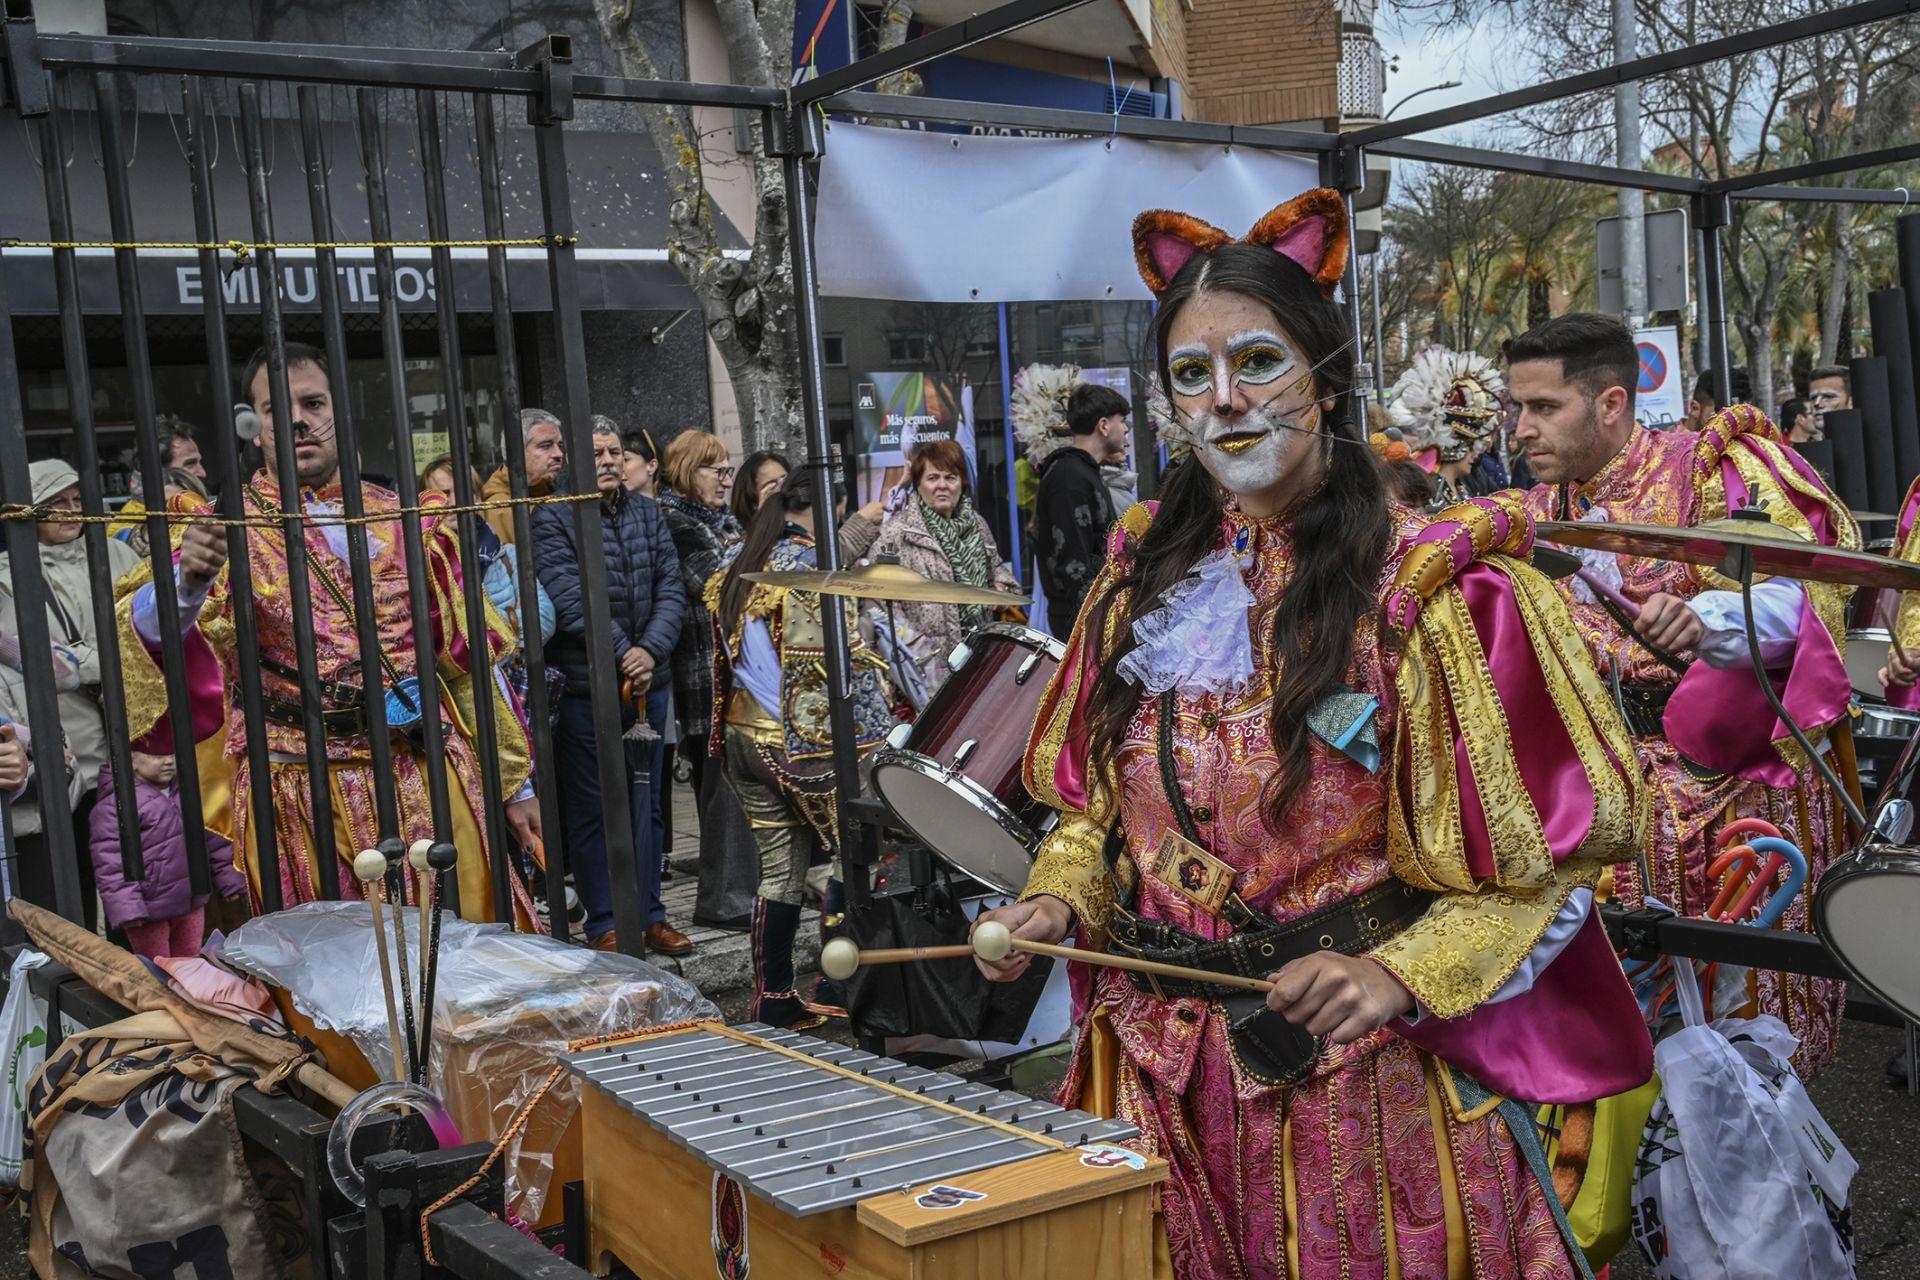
[712, 1171, 750, 1278]
[1078, 1143, 1147, 1170]
[914, 1184, 987, 1210]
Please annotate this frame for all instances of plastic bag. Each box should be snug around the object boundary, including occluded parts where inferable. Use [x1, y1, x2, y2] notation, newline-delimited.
[224, 901, 719, 1222]
[1539, 1075, 1661, 1268]
[1629, 961, 1856, 1279]
[0, 947, 50, 1188]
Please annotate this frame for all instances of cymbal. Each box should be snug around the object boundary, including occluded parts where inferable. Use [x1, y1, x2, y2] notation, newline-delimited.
[1537, 516, 1920, 591]
[1852, 510, 1898, 522]
[741, 562, 1033, 607]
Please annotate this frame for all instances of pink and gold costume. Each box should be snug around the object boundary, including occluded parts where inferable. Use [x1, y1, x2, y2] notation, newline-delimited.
[1019, 493, 1652, 1280]
[1521, 406, 1856, 1078]
[1882, 474, 1920, 708]
[115, 473, 538, 925]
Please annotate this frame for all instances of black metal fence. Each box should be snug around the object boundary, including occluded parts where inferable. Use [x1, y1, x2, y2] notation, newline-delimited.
[0, 1, 1916, 1275]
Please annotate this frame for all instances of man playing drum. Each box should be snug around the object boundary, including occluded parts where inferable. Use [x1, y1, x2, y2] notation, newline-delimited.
[1510, 313, 1857, 1080]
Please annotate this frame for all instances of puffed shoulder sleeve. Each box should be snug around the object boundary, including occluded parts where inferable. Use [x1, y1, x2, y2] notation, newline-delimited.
[1371, 495, 1647, 1018]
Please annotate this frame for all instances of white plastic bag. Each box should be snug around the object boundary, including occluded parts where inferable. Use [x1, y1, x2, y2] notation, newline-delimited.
[0, 947, 51, 1188]
[1630, 961, 1856, 1279]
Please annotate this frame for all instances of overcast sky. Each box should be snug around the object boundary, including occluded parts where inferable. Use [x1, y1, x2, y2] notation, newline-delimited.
[1374, 6, 1517, 141]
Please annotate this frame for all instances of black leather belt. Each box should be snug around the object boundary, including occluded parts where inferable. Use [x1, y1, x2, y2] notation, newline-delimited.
[1106, 877, 1434, 1086]
[259, 653, 368, 711]
[261, 696, 366, 738]
[1616, 681, 1674, 739]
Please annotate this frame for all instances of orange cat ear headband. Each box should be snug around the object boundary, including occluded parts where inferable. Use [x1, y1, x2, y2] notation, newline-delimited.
[1131, 188, 1350, 298]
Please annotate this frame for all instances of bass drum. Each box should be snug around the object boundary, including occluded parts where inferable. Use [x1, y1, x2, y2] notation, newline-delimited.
[1816, 699, 1920, 1022]
[1844, 538, 1900, 699]
[869, 624, 1063, 896]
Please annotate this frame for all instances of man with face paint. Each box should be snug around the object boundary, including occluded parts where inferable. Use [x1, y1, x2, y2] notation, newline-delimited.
[977, 192, 1652, 1280]
[1510, 312, 1856, 1080]
[121, 341, 545, 925]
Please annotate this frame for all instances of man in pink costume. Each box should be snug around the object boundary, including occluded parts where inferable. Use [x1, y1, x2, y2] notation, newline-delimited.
[978, 192, 1652, 1280]
[1877, 475, 1920, 702]
[1509, 314, 1856, 1080]
[118, 342, 544, 924]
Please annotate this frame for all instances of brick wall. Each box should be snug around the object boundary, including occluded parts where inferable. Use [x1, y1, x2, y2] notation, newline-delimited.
[1183, 0, 1341, 127]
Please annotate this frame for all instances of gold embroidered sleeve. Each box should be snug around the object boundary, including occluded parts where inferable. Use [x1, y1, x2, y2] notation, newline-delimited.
[110, 557, 233, 742]
[1019, 804, 1116, 937]
[1370, 855, 1603, 1019]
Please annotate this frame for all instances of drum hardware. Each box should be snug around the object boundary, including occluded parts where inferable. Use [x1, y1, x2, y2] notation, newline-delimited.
[948, 640, 972, 670]
[1538, 515, 1920, 591]
[952, 739, 977, 769]
[741, 562, 1033, 608]
[1016, 652, 1044, 683]
[885, 722, 912, 749]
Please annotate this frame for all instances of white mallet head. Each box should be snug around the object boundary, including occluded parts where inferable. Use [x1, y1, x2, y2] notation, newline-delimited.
[971, 920, 1014, 963]
[353, 848, 388, 884]
[408, 839, 434, 871]
[819, 937, 861, 982]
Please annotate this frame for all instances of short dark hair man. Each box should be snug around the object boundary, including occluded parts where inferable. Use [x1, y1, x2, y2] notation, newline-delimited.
[1505, 311, 1853, 1078]
[1033, 383, 1130, 634]
[1809, 365, 1852, 415]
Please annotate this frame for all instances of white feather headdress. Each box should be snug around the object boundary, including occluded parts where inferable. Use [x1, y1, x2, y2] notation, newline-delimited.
[1388, 347, 1506, 455]
[1010, 364, 1083, 467]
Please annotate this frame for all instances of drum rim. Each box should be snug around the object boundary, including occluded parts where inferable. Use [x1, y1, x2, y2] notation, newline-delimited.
[869, 747, 1042, 893]
[968, 620, 1068, 662]
[1815, 847, 1920, 1022]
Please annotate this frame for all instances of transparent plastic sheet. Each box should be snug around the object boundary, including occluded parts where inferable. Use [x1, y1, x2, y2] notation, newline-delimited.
[225, 901, 719, 1221]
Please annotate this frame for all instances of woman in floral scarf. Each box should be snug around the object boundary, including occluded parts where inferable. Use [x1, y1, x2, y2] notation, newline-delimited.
[868, 438, 1020, 692]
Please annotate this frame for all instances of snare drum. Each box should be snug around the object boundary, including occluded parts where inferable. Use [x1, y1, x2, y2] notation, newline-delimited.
[870, 624, 1063, 895]
[1844, 539, 1901, 699]
[1817, 709, 1920, 1022]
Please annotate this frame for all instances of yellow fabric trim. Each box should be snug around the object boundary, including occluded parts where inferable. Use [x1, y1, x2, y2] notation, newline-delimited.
[1019, 806, 1116, 936]
[1436, 1060, 1505, 1124]
[1896, 478, 1920, 658]
[1281, 1104, 1302, 1280]
[1423, 1057, 1473, 1280]
[1083, 1007, 1120, 1119]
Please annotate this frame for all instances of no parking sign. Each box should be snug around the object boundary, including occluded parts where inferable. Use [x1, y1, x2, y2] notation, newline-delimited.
[1634, 326, 1686, 429]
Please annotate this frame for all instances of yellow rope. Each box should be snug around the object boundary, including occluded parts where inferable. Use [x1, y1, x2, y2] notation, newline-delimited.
[0, 235, 579, 261]
[0, 490, 599, 532]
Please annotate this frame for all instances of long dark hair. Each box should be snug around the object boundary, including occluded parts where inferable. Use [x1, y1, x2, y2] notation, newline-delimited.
[732, 450, 792, 525]
[718, 467, 819, 635]
[1081, 243, 1391, 825]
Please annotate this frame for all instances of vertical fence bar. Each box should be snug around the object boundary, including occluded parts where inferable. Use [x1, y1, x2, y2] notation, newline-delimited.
[35, 94, 143, 895]
[184, 78, 283, 912]
[240, 81, 341, 897]
[296, 86, 402, 850]
[773, 107, 870, 909]
[415, 90, 514, 923]
[527, 53, 648, 951]
[0, 267, 84, 921]
[94, 70, 211, 895]
[475, 90, 567, 938]
[355, 88, 459, 880]
[1696, 192, 1733, 407]
[996, 301, 1020, 582]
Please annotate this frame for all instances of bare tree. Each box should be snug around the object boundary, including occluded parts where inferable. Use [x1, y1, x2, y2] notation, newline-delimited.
[593, 0, 921, 453]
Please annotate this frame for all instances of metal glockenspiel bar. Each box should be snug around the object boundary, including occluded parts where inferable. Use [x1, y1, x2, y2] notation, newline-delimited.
[566, 1024, 1136, 1219]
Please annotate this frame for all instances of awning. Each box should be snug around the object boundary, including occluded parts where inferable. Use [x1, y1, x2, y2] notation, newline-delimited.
[0, 110, 742, 314]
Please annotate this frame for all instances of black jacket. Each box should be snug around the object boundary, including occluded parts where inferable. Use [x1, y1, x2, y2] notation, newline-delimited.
[1033, 445, 1116, 634]
[532, 482, 685, 692]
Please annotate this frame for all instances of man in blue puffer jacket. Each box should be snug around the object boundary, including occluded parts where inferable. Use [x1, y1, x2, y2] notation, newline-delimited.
[533, 415, 689, 956]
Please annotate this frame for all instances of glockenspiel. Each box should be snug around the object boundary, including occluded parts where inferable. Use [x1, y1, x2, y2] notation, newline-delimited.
[569, 1021, 1165, 1279]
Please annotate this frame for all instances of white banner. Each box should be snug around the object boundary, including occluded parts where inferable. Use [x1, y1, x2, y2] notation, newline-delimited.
[815, 123, 1319, 302]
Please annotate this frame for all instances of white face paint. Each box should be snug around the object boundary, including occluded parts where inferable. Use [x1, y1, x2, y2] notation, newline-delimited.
[1163, 291, 1327, 515]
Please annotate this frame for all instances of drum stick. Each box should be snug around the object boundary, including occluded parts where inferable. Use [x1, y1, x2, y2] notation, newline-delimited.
[1576, 567, 1641, 621]
[817, 938, 972, 980]
[408, 840, 433, 1065]
[380, 842, 417, 1081]
[352, 850, 408, 1082]
[1874, 596, 1913, 668]
[971, 922, 1276, 994]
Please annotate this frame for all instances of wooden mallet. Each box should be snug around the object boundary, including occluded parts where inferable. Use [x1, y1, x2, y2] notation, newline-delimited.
[407, 839, 433, 1062]
[818, 923, 1276, 995]
[353, 848, 409, 1081]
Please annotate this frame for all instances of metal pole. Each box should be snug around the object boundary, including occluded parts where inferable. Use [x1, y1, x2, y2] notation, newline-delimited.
[772, 106, 870, 908]
[416, 88, 515, 924]
[295, 87, 402, 846]
[475, 90, 568, 939]
[35, 97, 143, 893]
[1370, 250, 1388, 405]
[1614, 0, 1646, 329]
[94, 71, 211, 895]
[526, 42, 649, 951]
[0, 258, 83, 922]
[996, 302, 1021, 579]
[1696, 193, 1734, 406]
[238, 85, 342, 899]
[354, 89, 460, 887]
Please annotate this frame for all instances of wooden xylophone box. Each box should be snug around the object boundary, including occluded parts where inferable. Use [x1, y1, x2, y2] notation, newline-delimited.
[568, 1021, 1166, 1279]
